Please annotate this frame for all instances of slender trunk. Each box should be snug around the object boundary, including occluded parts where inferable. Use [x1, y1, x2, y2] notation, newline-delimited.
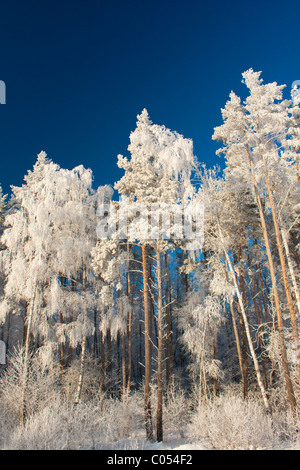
[233, 250, 248, 398]
[66, 279, 76, 366]
[290, 232, 300, 268]
[59, 276, 67, 376]
[265, 172, 300, 397]
[164, 253, 173, 388]
[74, 336, 87, 404]
[236, 300, 248, 398]
[200, 366, 208, 403]
[281, 228, 300, 316]
[142, 242, 153, 441]
[229, 295, 244, 386]
[219, 224, 271, 413]
[100, 330, 106, 394]
[281, 228, 300, 387]
[224, 246, 271, 413]
[126, 239, 132, 397]
[149, 251, 156, 346]
[60, 311, 65, 375]
[156, 240, 164, 442]
[126, 309, 132, 396]
[265, 172, 299, 348]
[251, 274, 269, 392]
[116, 261, 127, 400]
[74, 265, 87, 405]
[20, 287, 37, 425]
[139, 322, 143, 383]
[246, 248, 269, 391]
[257, 269, 271, 324]
[107, 328, 113, 398]
[94, 308, 99, 357]
[121, 332, 127, 398]
[212, 336, 219, 397]
[247, 153, 297, 414]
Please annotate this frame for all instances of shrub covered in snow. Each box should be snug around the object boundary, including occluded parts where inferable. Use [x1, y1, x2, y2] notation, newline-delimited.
[188, 390, 300, 450]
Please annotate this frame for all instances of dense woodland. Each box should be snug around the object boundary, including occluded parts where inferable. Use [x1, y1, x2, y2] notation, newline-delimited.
[0, 69, 300, 449]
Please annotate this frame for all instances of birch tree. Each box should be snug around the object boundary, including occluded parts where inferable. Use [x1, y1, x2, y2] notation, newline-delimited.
[0, 152, 111, 417]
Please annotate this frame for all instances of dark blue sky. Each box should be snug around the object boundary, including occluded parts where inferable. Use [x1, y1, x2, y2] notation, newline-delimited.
[0, 0, 299, 196]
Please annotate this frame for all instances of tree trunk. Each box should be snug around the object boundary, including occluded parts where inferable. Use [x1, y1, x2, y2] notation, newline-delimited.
[74, 265, 87, 405]
[126, 308, 132, 397]
[107, 328, 113, 398]
[236, 299, 248, 398]
[20, 286, 37, 425]
[126, 240, 132, 398]
[100, 330, 106, 394]
[229, 295, 244, 387]
[164, 253, 173, 388]
[121, 332, 127, 399]
[281, 228, 300, 316]
[59, 276, 67, 377]
[60, 311, 65, 376]
[233, 250, 248, 398]
[74, 336, 87, 405]
[264, 172, 299, 349]
[257, 269, 271, 324]
[219, 224, 271, 413]
[251, 273, 269, 392]
[156, 240, 164, 442]
[66, 279, 76, 366]
[142, 242, 153, 441]
[290, 232, 300, 268]
[212, 336, 219, 397]
[224, 247, 271, 413]
[247, 153, 297, 414]
[93, 308, 99, 357]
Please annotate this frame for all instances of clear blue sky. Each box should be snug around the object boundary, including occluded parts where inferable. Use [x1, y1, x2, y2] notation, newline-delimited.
[0, 0, 299, 196]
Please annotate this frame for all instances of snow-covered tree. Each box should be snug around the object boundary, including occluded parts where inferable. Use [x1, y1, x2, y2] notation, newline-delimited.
[0, 152, 112, 418]
[114, 108, 197, 441]
[177, 287, 224, 401]
[91, 233, 131, 396]
[212, 69, 299, 414]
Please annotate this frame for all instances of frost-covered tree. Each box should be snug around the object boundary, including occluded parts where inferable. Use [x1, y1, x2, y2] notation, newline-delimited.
[114, 109, 197, 441]
[289, 83, 300, 188]
[177, 287, 224, 402]
[91, 233, 131, 397]
[189, 166, 271, 412]
[0, 152, 111, 418]
[213, 69, 299, 413]
[2, 68, 300, 449]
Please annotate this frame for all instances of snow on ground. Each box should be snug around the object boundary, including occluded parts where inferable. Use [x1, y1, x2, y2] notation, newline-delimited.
[143, 440, 300, 451]
[107, 428, 300, 451]
[143, 440, 210, 451]
[99, 429, 212, 451]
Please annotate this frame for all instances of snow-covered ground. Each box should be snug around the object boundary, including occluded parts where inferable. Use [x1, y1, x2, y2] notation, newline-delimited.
[144, 440, 210, 451]
[99, 427, 300, 451]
